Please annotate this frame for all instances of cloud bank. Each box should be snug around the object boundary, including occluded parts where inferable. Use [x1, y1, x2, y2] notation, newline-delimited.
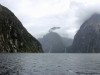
[1, 0, 100, 39]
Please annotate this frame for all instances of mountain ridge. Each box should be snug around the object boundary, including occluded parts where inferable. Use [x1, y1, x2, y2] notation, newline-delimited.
[68, 13, 100, 53]
[0, 4, 43, 53]
[38, 32, 73, 53]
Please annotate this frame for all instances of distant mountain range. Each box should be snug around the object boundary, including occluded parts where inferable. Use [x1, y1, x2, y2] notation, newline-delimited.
[68, 13, 100, 53]
[38, 32, 73, 53]
[1, 4, 100, 53]
[0, 4, 43, 53]
[40, 13, 100, 53]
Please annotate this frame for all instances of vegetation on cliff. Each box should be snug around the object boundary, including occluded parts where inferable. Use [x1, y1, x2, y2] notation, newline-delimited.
[0, 4, 43, 53]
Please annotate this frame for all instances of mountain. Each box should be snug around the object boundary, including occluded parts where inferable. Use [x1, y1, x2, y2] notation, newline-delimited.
[69, 13, 100, 53]
[0, 4, 43, 53]
[38, 32, 73, 53]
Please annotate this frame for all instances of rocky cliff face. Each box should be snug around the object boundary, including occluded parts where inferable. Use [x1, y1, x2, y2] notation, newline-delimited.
[38, 32, 66, 53]
[69, 13, 100, 53]
[0, 4, 43, 53]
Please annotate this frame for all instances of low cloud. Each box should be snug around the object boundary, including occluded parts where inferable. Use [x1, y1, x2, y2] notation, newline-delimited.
[1, 0, 100, 39]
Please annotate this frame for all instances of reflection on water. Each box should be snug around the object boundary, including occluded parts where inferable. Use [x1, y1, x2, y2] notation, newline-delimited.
[0, 53, 100, 75]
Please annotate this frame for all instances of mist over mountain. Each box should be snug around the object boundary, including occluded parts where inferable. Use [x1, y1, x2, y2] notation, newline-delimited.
[68, 13, 100, 53]
[38, 32, 73, 53]
[62, 37, 73, 47]
[0, 4, 43, 53]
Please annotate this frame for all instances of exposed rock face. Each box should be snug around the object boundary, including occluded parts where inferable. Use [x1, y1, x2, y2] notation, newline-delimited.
[69, 13, 100, 53]
[0, 4, 43, 53]
[38, 32, 66, 53]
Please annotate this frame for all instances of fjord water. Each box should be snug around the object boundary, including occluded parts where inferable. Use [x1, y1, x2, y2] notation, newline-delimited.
[0, 53, 100, 75]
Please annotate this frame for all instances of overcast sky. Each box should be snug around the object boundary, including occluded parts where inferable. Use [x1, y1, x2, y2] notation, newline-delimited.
[1, 0, 100, 39]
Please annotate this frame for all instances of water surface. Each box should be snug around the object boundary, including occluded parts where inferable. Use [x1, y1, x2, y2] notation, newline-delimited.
[0, 53, 100, 75]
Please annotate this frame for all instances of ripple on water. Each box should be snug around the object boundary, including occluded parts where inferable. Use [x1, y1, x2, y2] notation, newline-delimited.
[0, 53, 100, 75]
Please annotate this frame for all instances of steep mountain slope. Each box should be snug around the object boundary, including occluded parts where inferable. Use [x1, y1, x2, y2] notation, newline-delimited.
[0, 4, 43, 53]
[69, 13, 100, 53]
[38, 32, 66, 53]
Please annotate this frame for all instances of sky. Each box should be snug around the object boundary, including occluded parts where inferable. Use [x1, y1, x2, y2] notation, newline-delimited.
[1, 0, 100, 39]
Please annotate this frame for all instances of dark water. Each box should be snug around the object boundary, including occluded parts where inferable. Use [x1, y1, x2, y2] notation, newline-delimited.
[0, 53, 100, 75]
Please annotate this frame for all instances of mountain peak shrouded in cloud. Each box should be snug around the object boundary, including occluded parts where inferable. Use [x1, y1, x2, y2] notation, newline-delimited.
[1, 0, 100, 39]
[49, 27, 60, 32]
[38, 32, 73, 53]
[68, 13, 100, 53]
[91, 13, 100, 18]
